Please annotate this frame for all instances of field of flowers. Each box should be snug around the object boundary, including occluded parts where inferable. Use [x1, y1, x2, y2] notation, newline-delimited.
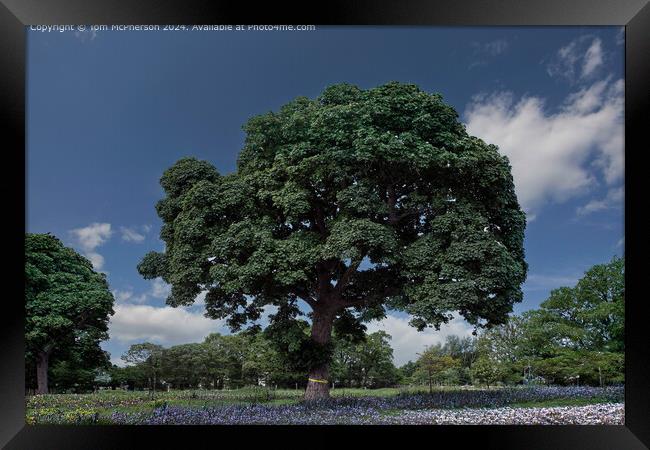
[26, 385, 624, 425]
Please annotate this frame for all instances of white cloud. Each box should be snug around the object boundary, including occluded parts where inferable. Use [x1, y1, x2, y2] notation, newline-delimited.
[112, 278, 201, 307]
[69, 222, 112, 270]
[522, 273, 581, 292]
[112, 289, 133, 302]
[85, 252, 105, 271]
[108, 303, 225, 345]
[576, 186, 624, 216]
[615, 27, 624, 46]
[110, 356, 127, 368]
[480, 39, 509, 56]
[70, 222, 112, 252]
[194, 290, 208, 305]
[120, 226, 146, 243]
[464, 77, 623, 218]
[547, 36, 604, 82]
[469, 39, 509, 69]
[366, 313, 473, 366]
[150, 278, 172, 299]
[112, 289, 148, 304]
[582, 38, 603, 78]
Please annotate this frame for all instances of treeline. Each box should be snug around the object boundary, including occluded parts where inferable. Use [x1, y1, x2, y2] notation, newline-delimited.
[471, 256, 624, 387]
[404, 257, 624, 389]
[35, 257, 623, 393]
[104, 330, 400, 392]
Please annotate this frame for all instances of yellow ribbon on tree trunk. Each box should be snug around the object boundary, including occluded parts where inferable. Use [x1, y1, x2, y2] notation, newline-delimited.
[308, 378, 328, 384]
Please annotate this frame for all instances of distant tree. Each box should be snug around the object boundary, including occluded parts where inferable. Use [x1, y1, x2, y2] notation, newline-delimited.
[442, 335, 478, 369]
[478, 317, 526, 364]
[201, 333, 230, 389]
[471, 356, 505, 388]
[93, 368, 112, 390]
[48, 344, 111, 393]
[121, 343, 164, 397]
[202, 333, 253, 388]
[137, 81, 528, 399]
[107, 364, 130, 389]
[471, 257, 625, 387]
[331, 330, 399, 388]
[242, 333, 286, 387]
[439, 335, 478, 384]
[398, 361, 418, 385]
[162, 343, 209, 388]
[416, 345, 461, 393]
[534, 349, 624, 386]
[475, 317, 530, 384]
[25, 233, 114, 394]
[114, 364, 149, 390]
[525, 257, 624, 354]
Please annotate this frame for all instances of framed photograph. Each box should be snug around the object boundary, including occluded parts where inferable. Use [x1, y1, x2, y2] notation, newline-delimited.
[3, 0, 648, 448]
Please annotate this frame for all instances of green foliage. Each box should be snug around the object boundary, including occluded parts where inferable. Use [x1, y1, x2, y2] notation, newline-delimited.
[121, 343, 164, 395]
[397, 361, 418, 384]
[25, 233, 115, 392]
[415, 345, 461, 390]
[115, 329, 404, 391]
[332, 309, 367, 344]
[473, 257, 625, 387]
[471, 356, 507, 388]
[160, 343, 209, 388]
[109, 364, 150, 390]
[534, 350, 624, 386]
[525, 256, 624, 354]
[263, 313, 332, 374]
[139, 82, 527, 383]
[330, 331, 399, 388]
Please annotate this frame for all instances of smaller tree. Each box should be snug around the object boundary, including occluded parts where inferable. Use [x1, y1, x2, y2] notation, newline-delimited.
[471, 356, 505, 388]
[534, 349, 624, 386]
[93, 369, 112, 390]
[107, 364, 130, 389]
[25, 233, 115, 394]
[416, 346, 460, 393]
[161, 343, 215, 389]
[242, 333, 286, 387]
[331, 330, 398, 388]
[121, 343, 164, 398]
[398, 361, 418, 385]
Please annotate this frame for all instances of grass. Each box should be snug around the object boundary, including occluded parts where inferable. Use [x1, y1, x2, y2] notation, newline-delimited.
[25, 385, 623, 424]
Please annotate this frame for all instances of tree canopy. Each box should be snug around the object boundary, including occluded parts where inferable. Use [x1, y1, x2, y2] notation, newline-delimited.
[138, 81, 527, 398]
[25, 233, 115, 393]
[471, 256, 624, 386]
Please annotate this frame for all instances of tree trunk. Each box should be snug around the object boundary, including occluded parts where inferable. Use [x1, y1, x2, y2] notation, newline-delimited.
[598, 366, 603, 388]
[304, 307, 336, 401]
[36, 351, 49, 394]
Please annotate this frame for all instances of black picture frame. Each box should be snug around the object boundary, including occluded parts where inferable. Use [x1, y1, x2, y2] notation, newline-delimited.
[2, 1, 648, 448]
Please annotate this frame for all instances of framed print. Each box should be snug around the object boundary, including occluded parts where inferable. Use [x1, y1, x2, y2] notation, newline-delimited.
[2, 0, 648, 448]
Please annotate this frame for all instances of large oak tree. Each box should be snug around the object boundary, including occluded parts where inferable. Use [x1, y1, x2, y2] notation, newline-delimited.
[138, 82, 527, 400]
[25, 233, 114, 394]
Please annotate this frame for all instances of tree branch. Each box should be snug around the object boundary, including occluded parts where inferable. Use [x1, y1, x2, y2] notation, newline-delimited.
[385, 185, 424, 225]
[387, 185, 399, 225]
[313, 204, 328, 236]
[342, 285, 401, 308]
[334, 257, 363, 296]
[295, 287, 317, 308]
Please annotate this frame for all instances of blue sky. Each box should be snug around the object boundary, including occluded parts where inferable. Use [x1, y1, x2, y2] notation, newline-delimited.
[27, 26, 624, 366]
